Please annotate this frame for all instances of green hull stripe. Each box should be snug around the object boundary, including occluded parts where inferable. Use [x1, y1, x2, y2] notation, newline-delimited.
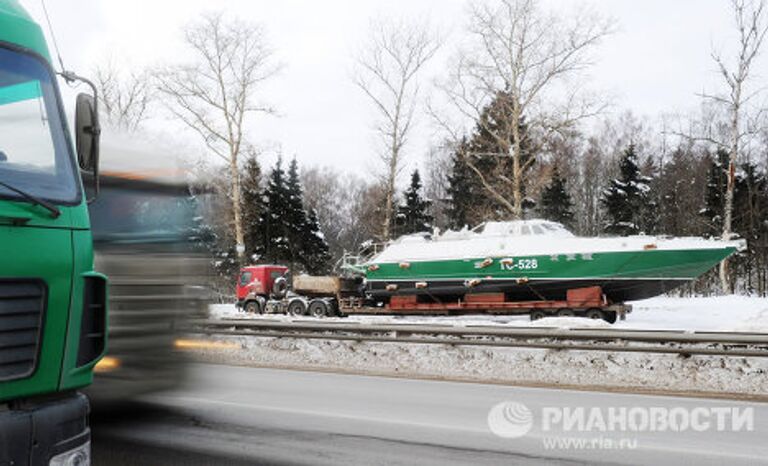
[367, 248, 736, 281]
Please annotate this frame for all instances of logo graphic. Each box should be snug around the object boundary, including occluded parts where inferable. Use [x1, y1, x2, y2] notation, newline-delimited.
[487, 401, 534, 438]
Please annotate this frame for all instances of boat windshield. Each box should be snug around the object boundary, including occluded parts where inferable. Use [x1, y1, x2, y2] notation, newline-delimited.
[470, 220, 574, 238]
[0, 46, 79, 204]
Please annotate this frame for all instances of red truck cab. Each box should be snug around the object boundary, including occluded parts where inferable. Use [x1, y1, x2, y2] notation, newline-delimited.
[237, 265, 289, 309]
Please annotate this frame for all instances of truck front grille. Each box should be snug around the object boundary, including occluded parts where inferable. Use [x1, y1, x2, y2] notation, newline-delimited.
[0, 280, 45, 381]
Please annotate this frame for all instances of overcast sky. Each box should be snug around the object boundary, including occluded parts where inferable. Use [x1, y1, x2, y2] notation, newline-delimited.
[20, 0, 766, 179]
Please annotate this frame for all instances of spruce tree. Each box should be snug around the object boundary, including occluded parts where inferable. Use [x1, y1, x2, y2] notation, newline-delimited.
[395, 170, 433, 236]
[700, 149, 729, 237]
[638, 156, 660, 235]
[285, 158, 309, 266]
[538, 167, 575, 228]
[301, 208, 331, 274]
[446, 138, 480, 229]
[261, 157, 293, 264]
[602, 144, 653, 236]
[445, 91, 536, 226]
[240, 154, 263, 262]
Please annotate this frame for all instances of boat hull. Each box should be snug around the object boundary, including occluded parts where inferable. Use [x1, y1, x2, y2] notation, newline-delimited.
[365, 248, 735, 302]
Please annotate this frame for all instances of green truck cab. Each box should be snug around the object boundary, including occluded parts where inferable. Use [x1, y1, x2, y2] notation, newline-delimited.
[0, 1, 107, 465]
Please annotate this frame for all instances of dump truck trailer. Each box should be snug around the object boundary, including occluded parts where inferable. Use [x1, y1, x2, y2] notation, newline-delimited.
[236, 265, 630, 323]
[0, 2, 106, 464]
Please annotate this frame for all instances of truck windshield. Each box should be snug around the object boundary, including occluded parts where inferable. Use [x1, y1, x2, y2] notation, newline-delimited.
[0, 46, 79, 205]
[89, 183, 199, 243]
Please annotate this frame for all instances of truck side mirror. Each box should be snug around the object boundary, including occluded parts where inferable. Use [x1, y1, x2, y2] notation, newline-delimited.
[75, 92, 101, 202]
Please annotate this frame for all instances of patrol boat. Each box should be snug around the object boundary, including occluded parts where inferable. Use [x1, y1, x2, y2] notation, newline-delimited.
[364, 220, 744, 302]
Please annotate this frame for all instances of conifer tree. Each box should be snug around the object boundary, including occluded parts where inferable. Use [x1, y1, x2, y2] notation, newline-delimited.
[539, 167, 575, 229]
[261, 157, 293, 264]
[301, 208, 331, 274]
[395, 170, 433, 236]
[240, 153, 263, 262]
[602, 144, 653, 236]
[446, 139, 485, 229]
[701, 149, 729, 237]
[445, 92, 536, 226]
[285, 158, 309, 265]
[638, 156, 660, 235]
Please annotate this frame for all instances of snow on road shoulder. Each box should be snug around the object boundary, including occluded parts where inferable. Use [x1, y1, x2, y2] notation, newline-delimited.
[618, 295, 768, 332]
[209, 295, 768, 332]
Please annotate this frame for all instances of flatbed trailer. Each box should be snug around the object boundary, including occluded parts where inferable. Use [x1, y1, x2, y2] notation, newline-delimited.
[236, 267, 630, 323]
[333, 287, 630, 323]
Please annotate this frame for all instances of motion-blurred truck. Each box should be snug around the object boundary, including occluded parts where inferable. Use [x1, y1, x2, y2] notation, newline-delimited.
[0, 1, 107, 464]
[85, 141, 210, 405]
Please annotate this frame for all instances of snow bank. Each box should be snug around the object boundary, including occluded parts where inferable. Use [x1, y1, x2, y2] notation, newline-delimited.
[210, 295, 768, 332]
[201, 296, 768, 396]
[190, 336, 768, 397]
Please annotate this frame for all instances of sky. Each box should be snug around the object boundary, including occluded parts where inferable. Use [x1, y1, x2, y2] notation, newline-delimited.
[19, 0, 766, 180]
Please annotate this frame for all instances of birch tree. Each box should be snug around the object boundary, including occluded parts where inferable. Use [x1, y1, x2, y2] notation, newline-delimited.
[431, 0, 614, 219]
[156, 12, 279, 262]
[702, 0, 768, 292]
[353, 17, 440, 240]
[94, 60, 153, 131]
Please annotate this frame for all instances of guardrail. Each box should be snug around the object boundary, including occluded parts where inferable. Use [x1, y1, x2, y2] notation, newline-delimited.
[185, 319, 768, 358]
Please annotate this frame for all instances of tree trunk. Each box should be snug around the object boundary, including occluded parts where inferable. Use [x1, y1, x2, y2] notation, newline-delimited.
[511, 107, 523, 219]
[720, 98, 739, 294]
[382, 164, 396, 241]
[230, 151, 245, 264]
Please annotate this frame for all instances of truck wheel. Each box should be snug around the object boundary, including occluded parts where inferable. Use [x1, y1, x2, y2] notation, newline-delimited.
[530, 310, 547, 321]
[557, 308, 575, 317]
[245, 300, 263, 314]
[603, 310, 618, 324]
[585, 308, 604, 320]
[287, 299, 307, 316]
[308, 299, 329, 318]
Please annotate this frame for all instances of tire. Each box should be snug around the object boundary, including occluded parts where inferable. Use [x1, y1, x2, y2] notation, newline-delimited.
[585, 308, 604, 320]
[308, 299, 329, 318]
[287, 299, 307, 316]
[244, 300, 263, 315]
[603, 310, 618, 324]
[530, 309, 547, 321]
[557, 308, 575, 317]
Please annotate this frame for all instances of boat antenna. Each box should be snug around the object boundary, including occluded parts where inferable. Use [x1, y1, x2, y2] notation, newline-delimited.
[39, 0, 68, 73]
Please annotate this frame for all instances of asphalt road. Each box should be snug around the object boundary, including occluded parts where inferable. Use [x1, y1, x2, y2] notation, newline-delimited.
[92, 363, 768, 465]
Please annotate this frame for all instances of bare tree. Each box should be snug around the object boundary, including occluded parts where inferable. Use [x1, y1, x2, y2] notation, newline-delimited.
[699, 0, 768, 291]
[422, 142, 453, 229]
[431, 0, 614, 219]
[353, 17, 441, 240]
[94, 59, 153, 131]
[156, 12, 279, 262]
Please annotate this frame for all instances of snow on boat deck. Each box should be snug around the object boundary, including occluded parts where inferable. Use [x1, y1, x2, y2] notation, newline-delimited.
[209, 295, 768, 333]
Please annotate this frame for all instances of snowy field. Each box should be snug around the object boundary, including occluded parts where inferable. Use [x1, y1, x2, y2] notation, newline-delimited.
[209, 295, 768, 333]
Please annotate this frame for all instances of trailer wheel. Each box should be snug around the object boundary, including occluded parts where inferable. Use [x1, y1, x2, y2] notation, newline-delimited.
[245, 300, 263, 315]
[308, 299, 329, 318]
[603, 310, 618, 324]
[557, 308, 575, 317]
[585, 308, 604, 320]
[530, 310, 547, 321]
[287, 299, 307, 316]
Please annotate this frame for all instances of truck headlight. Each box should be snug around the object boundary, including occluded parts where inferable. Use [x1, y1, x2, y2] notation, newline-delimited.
[49, 441, 90, 466]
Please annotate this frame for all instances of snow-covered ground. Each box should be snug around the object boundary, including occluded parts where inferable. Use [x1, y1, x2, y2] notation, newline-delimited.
[199, 295, 768, 396]
[209, 295, 768, 332]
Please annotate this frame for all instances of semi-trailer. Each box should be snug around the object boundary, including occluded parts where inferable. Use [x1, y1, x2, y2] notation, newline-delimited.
[235, 265, 630, 323]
